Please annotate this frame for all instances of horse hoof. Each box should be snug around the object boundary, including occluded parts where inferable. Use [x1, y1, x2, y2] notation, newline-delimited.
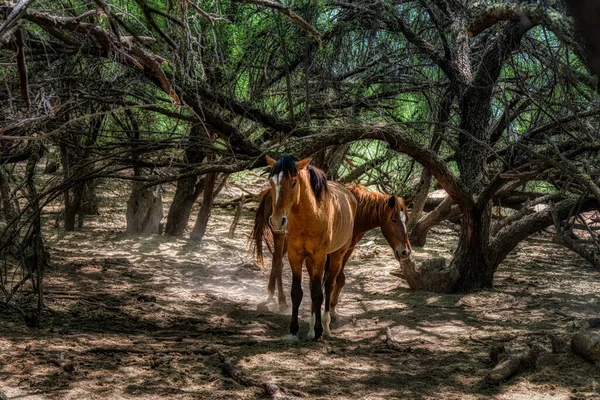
[278, 302, 289, 312]
[256, 302, 270, 312]
[306, 329, 315, 340]
[323, 327, 331, 337]
[283, 334, 299, 343]
[331, 313, 340, 325]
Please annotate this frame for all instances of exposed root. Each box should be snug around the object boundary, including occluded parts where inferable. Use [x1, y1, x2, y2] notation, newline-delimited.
[218, 351, 308, 399]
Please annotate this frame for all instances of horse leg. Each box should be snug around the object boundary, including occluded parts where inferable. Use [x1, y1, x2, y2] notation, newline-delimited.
[305, 252, 326, 341]
[329, 233, 362, 323]
[329, 265, 346, 325]
[323, 249, 345, 336]
[285, 248, 304, 343]
[275, 234, 288, 310]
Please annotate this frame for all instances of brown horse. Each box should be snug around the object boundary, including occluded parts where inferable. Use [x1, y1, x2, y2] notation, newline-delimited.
[252, 183, 412, 330]
[261, 155, 357, 342]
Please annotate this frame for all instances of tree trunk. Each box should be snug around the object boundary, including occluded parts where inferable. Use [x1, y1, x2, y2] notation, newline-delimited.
[165, 124, 206, 236]
[410, 197, 456, 247]
[190, 171, 217, 241]
[165, 177, 204, 236]
[126, 182, 164, 235]
[0, 166, 16, 222]
[81, 179, 99, 215]
[451, 205, 494, 291]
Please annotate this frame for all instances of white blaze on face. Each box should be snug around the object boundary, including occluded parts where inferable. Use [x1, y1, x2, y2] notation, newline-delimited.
[400, 211, 407, 233]
[271, 172, 283, 203]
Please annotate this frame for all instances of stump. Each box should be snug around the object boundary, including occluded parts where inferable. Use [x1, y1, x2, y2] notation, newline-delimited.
[126, 183, 164, 235]
[400, 256, 459, 293]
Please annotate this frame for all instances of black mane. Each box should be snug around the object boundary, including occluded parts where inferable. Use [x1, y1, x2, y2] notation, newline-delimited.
[270, 154, 297, 179]
[269, 155, 328, 202]
[308, 165, 328, 201]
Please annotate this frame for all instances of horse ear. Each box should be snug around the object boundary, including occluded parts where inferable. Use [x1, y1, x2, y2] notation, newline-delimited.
[296, 158, 311, 170]
[387, 195, 396, 209]
[265, 155, 276, 167]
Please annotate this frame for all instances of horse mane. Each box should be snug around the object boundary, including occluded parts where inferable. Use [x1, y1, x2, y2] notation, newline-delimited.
[307, 165, 328, 201]
[270, 154, 328, 202]
[347, 185, 393, 223]
[270, 154, 298, 179]
[250, 189, 274, 265]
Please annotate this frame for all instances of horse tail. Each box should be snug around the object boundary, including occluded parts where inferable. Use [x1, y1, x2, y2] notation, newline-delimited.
[251, 189, 274, 265]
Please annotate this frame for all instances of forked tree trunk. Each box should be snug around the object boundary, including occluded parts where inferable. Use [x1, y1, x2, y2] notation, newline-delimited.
[410, 197, 456, 247]
[126, 183, 164, 235]
[165, 124, 206, 236]
[165, 177, 204, 236]
[190, 172, 217, 241]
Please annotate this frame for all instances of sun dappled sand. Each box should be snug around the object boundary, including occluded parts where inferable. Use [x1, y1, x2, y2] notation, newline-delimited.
[0, 187, 599, 399]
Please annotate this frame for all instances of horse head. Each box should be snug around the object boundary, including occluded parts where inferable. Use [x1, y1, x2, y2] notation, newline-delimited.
[265, 154, 311, 233]
[380, 195, 412, 260]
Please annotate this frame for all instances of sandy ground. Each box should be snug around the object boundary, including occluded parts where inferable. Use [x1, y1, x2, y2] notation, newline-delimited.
[0, 187, 599, 399]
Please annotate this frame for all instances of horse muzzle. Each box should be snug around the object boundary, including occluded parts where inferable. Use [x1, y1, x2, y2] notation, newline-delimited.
[269, 215, 288, 233]
[395, 248, 411, 261]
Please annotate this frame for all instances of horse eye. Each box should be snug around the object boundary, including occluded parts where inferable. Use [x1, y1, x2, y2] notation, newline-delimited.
[392, 219, 398, 223]
[291, 181, 297, 188]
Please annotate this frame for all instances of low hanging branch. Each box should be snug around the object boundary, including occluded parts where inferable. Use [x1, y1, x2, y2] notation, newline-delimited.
[0, 0, 36, 40]
[232, 0, 321, 45]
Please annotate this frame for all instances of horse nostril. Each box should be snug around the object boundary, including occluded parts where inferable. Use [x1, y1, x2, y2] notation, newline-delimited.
[401, 249, 409, 257]
[281, 216, 287, 227]
[268, 216, 274, 228]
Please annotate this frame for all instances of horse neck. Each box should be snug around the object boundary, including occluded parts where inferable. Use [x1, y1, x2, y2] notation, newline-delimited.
[354, 192, 388, 232]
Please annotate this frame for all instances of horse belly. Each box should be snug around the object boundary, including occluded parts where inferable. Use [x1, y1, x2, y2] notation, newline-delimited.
[326, 183, 357, 253]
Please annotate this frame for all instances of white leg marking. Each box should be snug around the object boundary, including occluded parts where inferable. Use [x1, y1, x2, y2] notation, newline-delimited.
[323, 311, 331, 336]
[283, 334, 299, 343]
[266, 293, 275, 304]
[307, 312, 316, 339]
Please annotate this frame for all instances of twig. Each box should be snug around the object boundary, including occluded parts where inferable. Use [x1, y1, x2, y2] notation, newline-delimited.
[232, 0, 321, 45]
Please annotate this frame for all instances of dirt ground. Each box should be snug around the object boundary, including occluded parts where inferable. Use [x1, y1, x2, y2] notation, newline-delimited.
[1, 183, 599, 399]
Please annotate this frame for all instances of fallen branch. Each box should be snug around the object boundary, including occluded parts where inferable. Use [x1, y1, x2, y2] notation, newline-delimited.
[218, 351, 307, 399]
[484, 344, 543, 386]
[571, 331, 600, 364]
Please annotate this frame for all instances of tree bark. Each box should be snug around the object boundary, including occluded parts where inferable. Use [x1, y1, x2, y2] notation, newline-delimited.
[126, 182, 164, 235]
[0, 166, 16, 222]
[165, 124, 206, 236]
[410, 197, 456, 247]
[451, 205, 494, 291]
[190, 171, 217, 241]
